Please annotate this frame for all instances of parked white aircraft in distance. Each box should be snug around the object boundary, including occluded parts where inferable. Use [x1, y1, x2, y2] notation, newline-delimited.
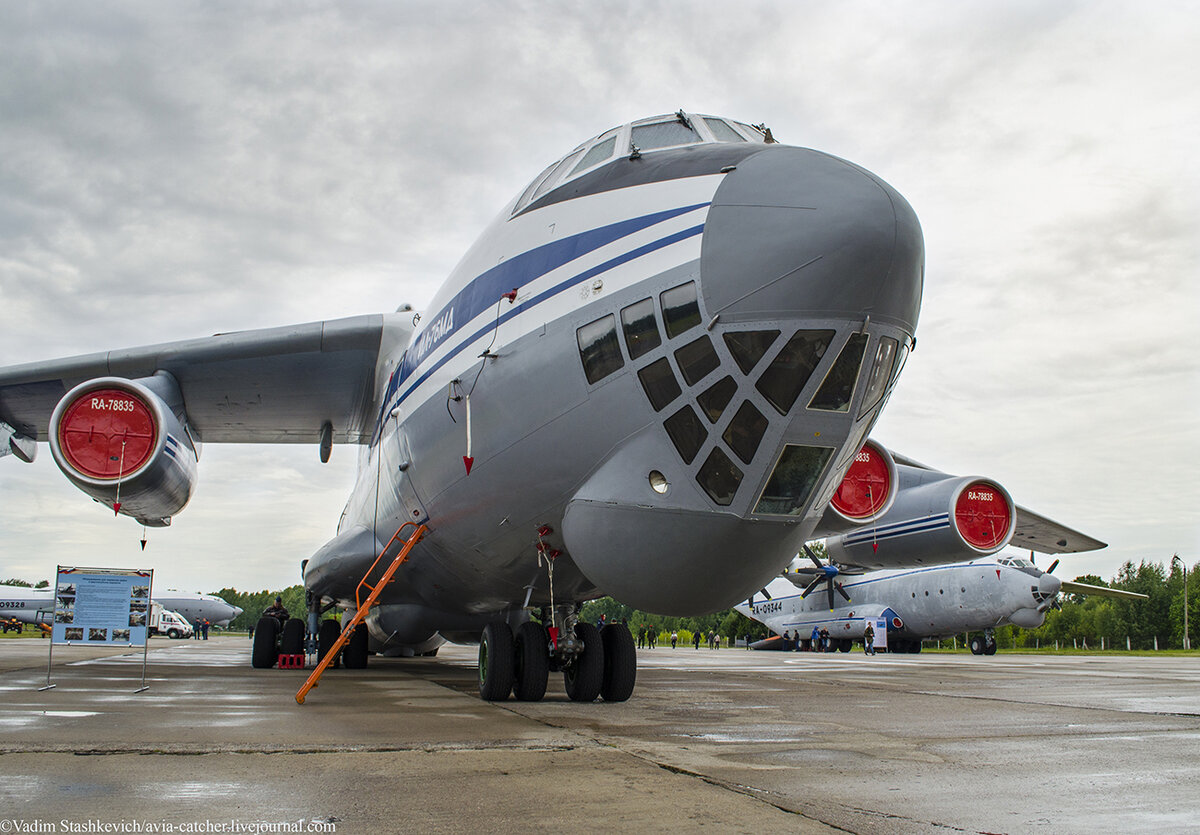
[0, 585, 242, 628]
[0, 112, 1105, 702]
[153, 590, 243, 627]
[738, 553, 1146, 655]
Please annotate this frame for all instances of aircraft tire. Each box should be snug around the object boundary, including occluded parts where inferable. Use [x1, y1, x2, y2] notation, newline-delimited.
[969, 635, 985, 655]
[983, 638, 997, 656]
[343, 623, 369, 669]
[479, 621, 515, 701]
[600, 623, 636, 702]
[317, 619, 341, 667]
[280, 617, 306, 657]
[512, 622, 549, 702]
[564, 622, 604, 703]
[251, 616, 279, 668]
[837, 639, 852, 653]
[908, 641, 921, 654]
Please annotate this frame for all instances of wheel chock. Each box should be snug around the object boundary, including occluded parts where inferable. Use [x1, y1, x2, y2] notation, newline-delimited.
[277, 654, 306, 670]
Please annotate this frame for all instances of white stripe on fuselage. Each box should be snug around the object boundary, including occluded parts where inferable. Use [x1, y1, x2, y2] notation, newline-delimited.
[387, 176, 722, 422]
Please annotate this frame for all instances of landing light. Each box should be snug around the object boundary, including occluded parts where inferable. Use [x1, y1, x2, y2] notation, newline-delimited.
[648, 471, 670, 494]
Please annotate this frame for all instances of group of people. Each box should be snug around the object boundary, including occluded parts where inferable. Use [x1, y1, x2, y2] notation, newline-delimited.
[192, 618, 211, 639]
[779, 626, 832, 652]
[778, 623, 878, 654]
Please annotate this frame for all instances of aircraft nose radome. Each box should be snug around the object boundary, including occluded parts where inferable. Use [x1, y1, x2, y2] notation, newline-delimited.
[699, 147, 923, 332]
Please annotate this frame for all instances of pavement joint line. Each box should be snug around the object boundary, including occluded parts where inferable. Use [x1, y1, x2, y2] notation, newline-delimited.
[0, 742, 583, 756]
[908, 689, 1200, 720]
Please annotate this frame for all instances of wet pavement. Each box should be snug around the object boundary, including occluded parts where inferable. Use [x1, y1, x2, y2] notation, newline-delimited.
[0, 636, 1197, 833]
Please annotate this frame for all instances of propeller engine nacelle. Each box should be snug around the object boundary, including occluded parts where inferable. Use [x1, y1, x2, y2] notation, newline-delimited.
[49, 373, 199, 527]
[824, 471, 1016, 569]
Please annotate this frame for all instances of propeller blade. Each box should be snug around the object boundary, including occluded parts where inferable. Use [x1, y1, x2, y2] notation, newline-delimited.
[826, 581, 835, 610]
[800, 576, 824, 599]
[1047, 559, 1060, 575]
[761, 588, 772, 601]
[803, 544, 824, 570]
[747, 594, 754, 606]
[836, 582, 851, 603]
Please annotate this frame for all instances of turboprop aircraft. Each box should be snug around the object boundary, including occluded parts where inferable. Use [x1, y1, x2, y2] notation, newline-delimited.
[0, 112, 1103, 703]
[738, 553, 1144, 655]
[0, 584, 242, 627]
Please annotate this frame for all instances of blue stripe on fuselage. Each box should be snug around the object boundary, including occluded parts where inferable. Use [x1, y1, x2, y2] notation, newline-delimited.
[371, 203, 709, 443]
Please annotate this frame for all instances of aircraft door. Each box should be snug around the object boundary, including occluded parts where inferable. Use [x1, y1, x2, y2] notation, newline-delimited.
[389, 427, 428, 525]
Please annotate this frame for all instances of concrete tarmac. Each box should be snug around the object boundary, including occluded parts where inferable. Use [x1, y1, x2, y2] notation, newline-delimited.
[1, 636, 1197, 834]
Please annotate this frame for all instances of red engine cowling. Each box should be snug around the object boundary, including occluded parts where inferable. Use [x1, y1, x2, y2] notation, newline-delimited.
[815, 439, 898, 537]
[48, 373, 199, 527]
[824, 467, 1016, 569]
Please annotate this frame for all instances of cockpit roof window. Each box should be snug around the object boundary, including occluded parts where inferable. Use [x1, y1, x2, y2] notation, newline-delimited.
[533, 148, 587, 201]
[570, 133, 618, 177]
[704, 118, 747, 142]
[511, 113, 768, 215]
[632, 120, 700, 152]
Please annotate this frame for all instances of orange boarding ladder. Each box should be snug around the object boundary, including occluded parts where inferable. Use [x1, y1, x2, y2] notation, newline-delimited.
[295, 522, 428, 704]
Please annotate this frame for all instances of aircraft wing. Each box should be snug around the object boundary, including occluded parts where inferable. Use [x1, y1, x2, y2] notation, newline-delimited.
[890, 451, 1106, 554]
[0, 314, 389, 445]
[1059, 580, 1147, 601]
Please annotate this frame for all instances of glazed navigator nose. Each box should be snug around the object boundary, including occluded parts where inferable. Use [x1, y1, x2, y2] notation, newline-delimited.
[699, 147, 924, 332]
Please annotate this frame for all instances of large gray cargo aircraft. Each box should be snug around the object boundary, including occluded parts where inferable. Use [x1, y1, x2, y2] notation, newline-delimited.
[0, 113, 1103, 703]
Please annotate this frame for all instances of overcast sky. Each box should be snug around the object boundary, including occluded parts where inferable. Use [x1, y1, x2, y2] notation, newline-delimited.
[1, 1, 1196, 596]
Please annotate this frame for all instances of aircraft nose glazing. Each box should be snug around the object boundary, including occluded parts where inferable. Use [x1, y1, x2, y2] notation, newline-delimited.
[699, 147, 924, 333]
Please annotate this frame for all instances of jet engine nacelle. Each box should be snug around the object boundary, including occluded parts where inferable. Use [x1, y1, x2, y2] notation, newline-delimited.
[815, 439, 898, 537]
[48, 372, 199, 527]
[824, 472, 1015, 569]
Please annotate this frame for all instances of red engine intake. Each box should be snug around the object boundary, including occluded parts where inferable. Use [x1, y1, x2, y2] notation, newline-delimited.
[56, 387, 159, 480]
[824, 468, 1017, 570]
[49, 374, 199, 527]
[815, 439, 898, 537]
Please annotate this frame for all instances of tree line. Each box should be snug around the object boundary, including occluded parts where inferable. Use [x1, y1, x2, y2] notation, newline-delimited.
[1004, 558, 1196, 650]
[20, 553, 1182, 650]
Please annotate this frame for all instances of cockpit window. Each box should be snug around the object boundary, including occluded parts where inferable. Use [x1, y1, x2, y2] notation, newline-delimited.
[756, 330, 835, 415]
[620, 298, 661, 360]
[809, 333, 868, 412]
[704, 118, 746, 142]
[857, 337, 899, 419]
[632, 120, 700, 152]
[754, 445, 834, 516]
[570, 134, 618, 177]
[533, 149, 586, 201]
[577, 315, 625, 384]
[660, 282, 702, 338]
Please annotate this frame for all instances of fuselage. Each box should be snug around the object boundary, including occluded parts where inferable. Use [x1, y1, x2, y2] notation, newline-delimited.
[302, 114, 925, 651]
[738, 555, 1061, 646]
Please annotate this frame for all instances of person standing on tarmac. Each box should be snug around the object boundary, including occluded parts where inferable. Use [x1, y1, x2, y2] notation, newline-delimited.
[864, 622, 876, 655]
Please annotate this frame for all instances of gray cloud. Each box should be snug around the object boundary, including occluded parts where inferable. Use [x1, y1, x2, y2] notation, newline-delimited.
[1, 1, 1196, 592]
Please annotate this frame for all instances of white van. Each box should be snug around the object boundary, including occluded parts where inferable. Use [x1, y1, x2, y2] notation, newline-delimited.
[155, 608, 194, 639]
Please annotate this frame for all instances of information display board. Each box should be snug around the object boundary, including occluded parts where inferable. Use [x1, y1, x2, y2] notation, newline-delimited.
[873, 617, 888, 651]
[51, 567, 153, 646]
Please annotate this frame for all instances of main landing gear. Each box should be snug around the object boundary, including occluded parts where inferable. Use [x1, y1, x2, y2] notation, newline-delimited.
[478, 608, 636, 703]
[969, 628, 998, 656]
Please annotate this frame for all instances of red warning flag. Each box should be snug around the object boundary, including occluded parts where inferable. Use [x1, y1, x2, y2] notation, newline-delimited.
[463, 456, 474, 475]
